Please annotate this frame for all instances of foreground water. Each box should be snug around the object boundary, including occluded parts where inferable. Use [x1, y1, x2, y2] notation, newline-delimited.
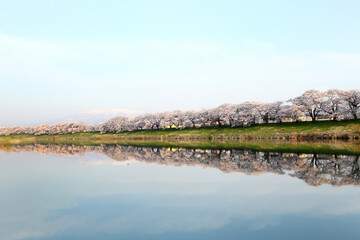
[1, 144, 360, 240]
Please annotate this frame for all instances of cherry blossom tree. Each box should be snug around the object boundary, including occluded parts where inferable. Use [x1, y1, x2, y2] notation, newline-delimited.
[1, 89, 359, 136]
[323, 89, 347, 121]
[342, 89, 360, 120]
[279, 104, 306, 122]
[182, 110, 201, 128]
[290, 89, 325, 122]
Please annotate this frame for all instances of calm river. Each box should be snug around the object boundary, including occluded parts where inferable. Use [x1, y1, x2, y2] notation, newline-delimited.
[1, 144, 360, 239]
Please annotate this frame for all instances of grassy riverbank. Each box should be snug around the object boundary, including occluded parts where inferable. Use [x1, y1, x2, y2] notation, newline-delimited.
[0, 120, 359, 155]
[1, 119, 359, 143]
[1, 138, 360, 156]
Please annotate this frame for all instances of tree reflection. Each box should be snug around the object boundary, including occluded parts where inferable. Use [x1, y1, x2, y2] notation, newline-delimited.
[3, 144, 360, 187]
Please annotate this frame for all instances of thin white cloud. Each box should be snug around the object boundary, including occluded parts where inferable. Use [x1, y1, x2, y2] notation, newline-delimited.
[81, 108, 142, 116]
[1, 33, 360, 125]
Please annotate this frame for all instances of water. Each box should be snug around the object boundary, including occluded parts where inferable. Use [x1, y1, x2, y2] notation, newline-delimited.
[1, 144, 360, 240]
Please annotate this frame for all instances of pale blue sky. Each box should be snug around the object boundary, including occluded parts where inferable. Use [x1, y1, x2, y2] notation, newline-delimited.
[0, 0, 359, 126]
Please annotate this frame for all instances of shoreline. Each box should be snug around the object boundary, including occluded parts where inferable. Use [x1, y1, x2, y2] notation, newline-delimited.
[1, 119, 359, 143]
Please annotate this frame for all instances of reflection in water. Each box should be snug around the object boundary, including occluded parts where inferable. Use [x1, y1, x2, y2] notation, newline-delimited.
[2, 144, 360, 240]
[4, 144, 360, 187]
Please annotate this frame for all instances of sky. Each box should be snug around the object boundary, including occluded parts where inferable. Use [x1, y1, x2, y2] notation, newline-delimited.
[0, 0, 359, 126]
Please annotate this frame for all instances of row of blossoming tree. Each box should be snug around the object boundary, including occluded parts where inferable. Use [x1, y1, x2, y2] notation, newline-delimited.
[0, 89, 359, 136]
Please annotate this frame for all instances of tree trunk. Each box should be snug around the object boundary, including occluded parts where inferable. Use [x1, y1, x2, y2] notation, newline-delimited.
[263, 114, 269, 124]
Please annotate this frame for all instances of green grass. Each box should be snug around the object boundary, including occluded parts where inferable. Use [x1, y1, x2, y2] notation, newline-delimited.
[101, 119, 360, 137]
[1, 119, 359, 141]
[2, 139, 360, 156]
[0, 120, 359, 156]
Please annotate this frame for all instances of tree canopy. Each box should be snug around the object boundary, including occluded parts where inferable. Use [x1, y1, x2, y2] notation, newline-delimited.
[1, 89, 359, 136]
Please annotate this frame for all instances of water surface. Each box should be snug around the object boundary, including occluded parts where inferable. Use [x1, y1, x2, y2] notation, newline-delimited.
[1, 144, 360, 240]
